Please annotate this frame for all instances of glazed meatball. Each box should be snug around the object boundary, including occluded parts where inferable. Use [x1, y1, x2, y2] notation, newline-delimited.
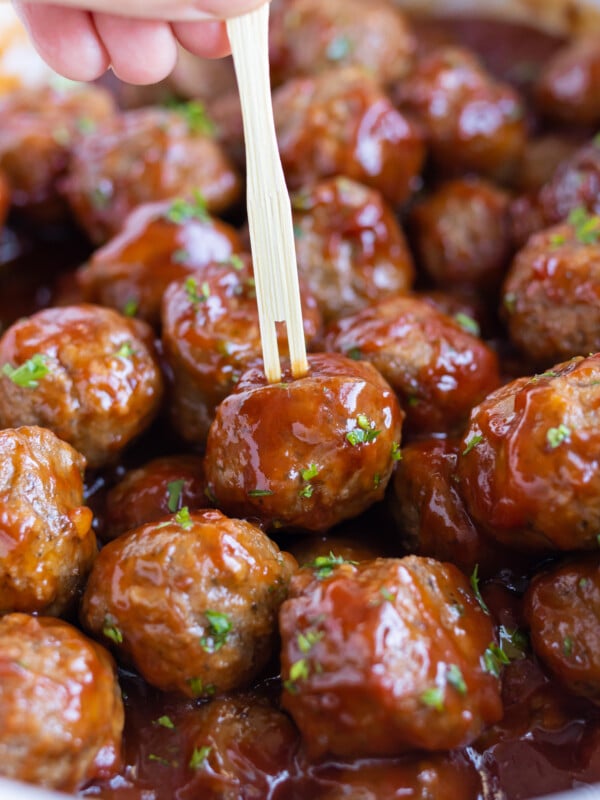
[269, 0, 416, 88]
[0, 84, 115, 221]
[397, 46, 526, 181]
[502, 214, 600, 365]
[273, 67, 425, 206]
[279, 555, 502, 758]
[410, 177, 512, 291]
[103, 454, 209, 541]
[161, 255, 322, 445]
[511, 137, 600, 246]
[62, 107, 241, 243]
[515, 135, 581, 195]
[81, 509, 297, 698]
[535, 36, 600, 126]
[292, 176, 415, 322]
[0, 425, 95, 615]
[524, 555, 600, 704]
[205, 353, 404, 533]
[0, 304, 164, 468]
[322, 295, 500, 435]
[76, 199, 242, 327]
[0, 613, 123, 791]
[456, 354, 600, 552]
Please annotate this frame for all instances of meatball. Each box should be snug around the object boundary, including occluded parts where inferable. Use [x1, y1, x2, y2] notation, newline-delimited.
[515, 135, 581, 195]
[76, 199, 242, 327]
[390, 439, 508, 575]
[0, 84, 115, 221]
[409, 177, 512, 291]
[61, 107, 241, 243]
[205, 353, 404, 533]
[103, 454, 209, 541]
[81, 509, 297, 698]
[0, 304, 164, 468]
[292, 176, 414, 322]
[273, 67, 425, 206]
[0, 425, 95, 615]
[397, 46, 526, 181]
[524, 555, 600, 704]
[511, 137, 600, 246]
[456, 354, 600, 552]
[322, 295, 500, 435]
[535, 36, 600, 126]
[279, 555, 502, 758]
[0, 613, 123, 791]
[161, 255, 322, 445]
[269, 0, 416, 88]
[502, 214, 600, 365]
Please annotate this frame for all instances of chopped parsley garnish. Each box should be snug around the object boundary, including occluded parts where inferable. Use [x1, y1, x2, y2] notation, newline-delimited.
[170, 99, 215, 136]
[148, 754, 171, 766]
[346, 347, 362, 361]
[531, 370, 558, 382]
[568, 206, 600, 245]
[166, 191, 209, 225]
[447, 664, 467, 695]
[546, 424, 571, 449]
[579, 577, 590, 590]
[373, 473, 381, 489]
[299, 484, 314, 499]
[380, 587, 395, 603]
[470, 564, 490, 615]
[498, 626, 528, 660]
[167, 479, 185, 513]
[175, 506, 193, 530]
[420, 687, 444, 711]
[189, 746, 212, 770]
[102, 616, 123, 644]
[185, 276, 210, 306]
[307, 552, 358, 580]
[301, 464, 319, 481]
[229, 254, 244, 271]
[482, 643, 510, 677]
[248, 489, 274, 497]
[503, 293, 517, 314]
[297, 630, 324, 653]
[123, 298, 138, 317]
[462, 434, 483, 456]
[115, 341, 134, 359]
[454, 313, 480, 337]
[326, 34, 351, 61]
[2, 353, 50, 388]
[391, 442, 403, 462]
[550, 233, 566, 249]
[200, 611, 232, 653]
[75, 116, 96, 134]
[155, 715, 175, 729]
[347, 414, 381, 446]
[187, 677, 215, 697]
[289, 658, 310, 682]
[172, 248, 189, 264]
[563, 637, 574, 657]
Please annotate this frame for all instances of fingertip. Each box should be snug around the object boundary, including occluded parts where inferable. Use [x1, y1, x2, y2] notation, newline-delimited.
[171, 20, 231, 60]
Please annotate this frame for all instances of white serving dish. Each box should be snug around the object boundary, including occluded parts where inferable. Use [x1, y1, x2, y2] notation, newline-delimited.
[1, 1, 600, 799]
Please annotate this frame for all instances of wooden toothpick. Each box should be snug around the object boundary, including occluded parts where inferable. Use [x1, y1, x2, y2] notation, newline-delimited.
[227, 4, 309, 384]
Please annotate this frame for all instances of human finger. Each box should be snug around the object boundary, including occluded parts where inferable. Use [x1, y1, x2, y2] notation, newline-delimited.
[171, 19, 231, 60]
[13, 0, 268, 22]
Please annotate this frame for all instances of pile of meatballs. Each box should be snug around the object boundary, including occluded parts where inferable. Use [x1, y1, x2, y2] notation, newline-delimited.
[0, 1, 600, 797]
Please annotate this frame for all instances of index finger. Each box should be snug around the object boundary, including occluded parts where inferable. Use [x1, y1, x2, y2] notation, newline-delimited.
[9, 0, 269, 22]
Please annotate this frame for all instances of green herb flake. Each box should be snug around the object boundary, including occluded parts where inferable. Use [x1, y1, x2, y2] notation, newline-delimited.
[114, 341, 134, 359]
[447, 664, 467, 695]
[148, 754, 171, 766]
[503, 293, 517, 314]
[102, 616, 123, 645]
[248, 489, 274, 497]
[420, 687, 444, 711]
[75, 116, 96, 135]
[171, 99, 216, 136]
[301, 464, 319, 481]
[172, 248, 190, 264]
[200, 610, 232, 653]
[187, 677, 215, 697]
[454, 313, 480, 337]
[155, 715, 175, 729]
[482, 643, 510, 678]
[408, 396, 420, 407]
[462, 434, 483, 456]
[346, 347, 362, 361]
[391, 442, 403, 462]
[498, 625, 528, 660]
[546, 423, 571, 449]
[470, 564, 490, 615]
[579, 577, 590, 590]
[307, 552, 358, 580]
[189, 745, 212, 770]
[550, 233, 566, 249]
[289, 658, 310, 683]
[2, 353, 50, 389]
[373, 473, 381, 489]
[229, 254, 244, 271]
[175, 506, 193, 530]
[184, 276, 210, 306]
[380, 587, 395, 603]
[568, 206, 600, 245]
[563, 636, 574, 657]
[297, 630, 324, 653]
[347, 415, 381, 446]
[167, 479, 185, 513]
[299, 484, 314, 499]
[166, 191, 209, 225]
[123, 298, 138, 317]
[326, 34, 351, 61]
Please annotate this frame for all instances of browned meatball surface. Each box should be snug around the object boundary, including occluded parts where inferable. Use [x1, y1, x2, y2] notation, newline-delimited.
[535, 36, 600, 126]
[103, 454, 209, 541]
[524, 555, 600, 704]
[410, 177, 512, 291]
[0, 84, 115, 220]
[162, 255, 322, 445]
[76, 199, 242, 327]
[205, 353, 404, 533]
[0, 304, 164, 468]
[62, 107, 241, 243]
[280, 556, 502, 758]
[502, 213, 600, 365]
[269, 0, 416, 88]
[292, 176, 414, 322]
[0, 169, 11, 229]
[322, 295, 500, 435]
[457, 354, 600, 552]
[274, 67, 425, 206]
[397, 46, 526, 181]
[0, 613, 123, 791]
[515, 135, 582, 195]
[0, 425, 95, 615]
[81, 509, 297, 698]
[390, 439, 506, 576]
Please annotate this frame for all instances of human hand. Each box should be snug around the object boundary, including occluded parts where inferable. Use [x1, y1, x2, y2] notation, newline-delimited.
[12, 0, 268, 85]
